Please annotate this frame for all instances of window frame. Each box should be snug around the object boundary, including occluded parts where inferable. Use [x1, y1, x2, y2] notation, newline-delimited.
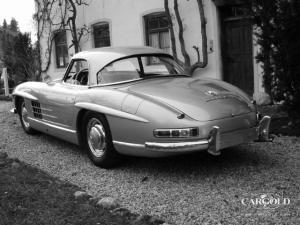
[144, 12, 170, 51]
[54, 30, 69, 68]
[92, 22, 111, 48]
[62, 58, 89, 86]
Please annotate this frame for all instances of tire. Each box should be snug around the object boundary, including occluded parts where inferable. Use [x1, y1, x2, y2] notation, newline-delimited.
[18, 98, 38, 134]
[82, 111, 121, 168]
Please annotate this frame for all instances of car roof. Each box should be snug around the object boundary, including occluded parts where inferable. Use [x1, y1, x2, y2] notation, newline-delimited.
[71, 46, 173, 85]
[73, 46, 170, 63]
[74, 46, 167, 57]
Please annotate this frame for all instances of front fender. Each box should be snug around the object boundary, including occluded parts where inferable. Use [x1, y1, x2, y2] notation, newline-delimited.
[12, 90, 38, 101]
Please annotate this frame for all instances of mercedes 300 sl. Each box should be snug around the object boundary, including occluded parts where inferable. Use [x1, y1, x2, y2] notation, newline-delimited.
[11, 46, 271, 168]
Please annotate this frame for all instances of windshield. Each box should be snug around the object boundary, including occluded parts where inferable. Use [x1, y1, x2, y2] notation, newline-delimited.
[97, 54, 186, 84]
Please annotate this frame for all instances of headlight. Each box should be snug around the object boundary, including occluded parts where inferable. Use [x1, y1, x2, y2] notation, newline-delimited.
[154, 128, 199, 138]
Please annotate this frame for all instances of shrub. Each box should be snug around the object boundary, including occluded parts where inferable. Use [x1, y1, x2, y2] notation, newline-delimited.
[253, 0, 300, 120]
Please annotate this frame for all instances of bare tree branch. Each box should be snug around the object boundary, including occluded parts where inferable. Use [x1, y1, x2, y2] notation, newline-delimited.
[174, 0, 191, 72]
[164, 0, 179, 63]
[34, 0, 90, 77]
[190, 0, 208, 74]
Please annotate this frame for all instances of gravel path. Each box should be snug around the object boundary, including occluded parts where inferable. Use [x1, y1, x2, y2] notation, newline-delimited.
[0, 101, 299, 225]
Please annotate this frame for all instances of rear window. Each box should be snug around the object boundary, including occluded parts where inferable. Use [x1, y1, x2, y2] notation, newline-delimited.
[97, 55, 185, 85]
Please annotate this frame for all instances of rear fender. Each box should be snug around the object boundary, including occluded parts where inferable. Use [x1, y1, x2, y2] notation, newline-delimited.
[75, 102, 149, 123]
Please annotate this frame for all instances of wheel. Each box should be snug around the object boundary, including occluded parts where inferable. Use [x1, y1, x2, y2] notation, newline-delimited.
[82, 111, 120, 168]
[18, 99, 37, 134]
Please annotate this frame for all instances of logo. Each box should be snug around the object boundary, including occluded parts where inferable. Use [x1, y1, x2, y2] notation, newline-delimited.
[241, 193, 290, 210]
[205, 90, 218, 96]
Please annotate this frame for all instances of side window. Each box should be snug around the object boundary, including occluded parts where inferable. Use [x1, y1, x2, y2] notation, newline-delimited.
[93, 22, 111, 48]
[97, 57, 141, 84]
[54, 31, 69, 68]
[64, 60, 89, 85]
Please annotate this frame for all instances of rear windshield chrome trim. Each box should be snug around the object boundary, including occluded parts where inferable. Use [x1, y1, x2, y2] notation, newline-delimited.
[89, 78, 143, 88]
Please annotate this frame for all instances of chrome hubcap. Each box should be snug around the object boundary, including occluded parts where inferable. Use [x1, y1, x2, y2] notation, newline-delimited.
[87, 118, 106, 157]
[21, 103, 30, 129]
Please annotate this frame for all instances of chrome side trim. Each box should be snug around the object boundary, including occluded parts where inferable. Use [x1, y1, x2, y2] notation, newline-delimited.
[113, 141, 145, 148]
[13, 91, 38, 101]
[28, 117, 76, 134]
[39, 118, 70, 128]
[75, 102, 149, 123]
[40, 107, 53, 112]
[41, 113, 57, 119]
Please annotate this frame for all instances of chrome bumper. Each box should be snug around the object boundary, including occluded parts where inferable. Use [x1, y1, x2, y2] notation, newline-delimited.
[257, 115, 271, 142]
[145, 116, 272, 155]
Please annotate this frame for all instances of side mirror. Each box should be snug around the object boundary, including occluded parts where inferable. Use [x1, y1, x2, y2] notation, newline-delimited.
[45, 76, 62, 85]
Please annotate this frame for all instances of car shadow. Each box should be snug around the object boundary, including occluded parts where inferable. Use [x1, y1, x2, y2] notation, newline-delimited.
[119, 144, 273, 178]
[34, 132, 274, 180]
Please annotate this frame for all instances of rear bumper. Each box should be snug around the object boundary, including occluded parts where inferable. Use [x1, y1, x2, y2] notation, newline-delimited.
[113, 116, 271, 157]
[145, 116, 271, 155]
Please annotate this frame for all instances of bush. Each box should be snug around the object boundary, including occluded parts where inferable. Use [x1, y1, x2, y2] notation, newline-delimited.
[253, 0, 300, 120]
[1, 31, 38, 83]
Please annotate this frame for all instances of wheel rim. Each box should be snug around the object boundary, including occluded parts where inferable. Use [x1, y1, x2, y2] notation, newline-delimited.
[21, 102, 30, 129]
[87, 118, 106, 158]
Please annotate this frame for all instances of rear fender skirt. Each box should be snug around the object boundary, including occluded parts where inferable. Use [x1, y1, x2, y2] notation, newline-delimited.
[75, 102, 149, 123]
[13, 91, 38, 101]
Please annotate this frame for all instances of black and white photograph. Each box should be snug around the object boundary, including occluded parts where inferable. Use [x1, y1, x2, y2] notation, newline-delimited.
[0, 0, 299, 224]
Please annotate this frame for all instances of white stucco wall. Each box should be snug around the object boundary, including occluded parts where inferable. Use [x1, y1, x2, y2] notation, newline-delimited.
[39, 0, 263, 98]
[42, 0, 223, 80]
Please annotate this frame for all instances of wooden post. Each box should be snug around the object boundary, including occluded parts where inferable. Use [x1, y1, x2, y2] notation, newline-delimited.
[2, 68, 9, 96]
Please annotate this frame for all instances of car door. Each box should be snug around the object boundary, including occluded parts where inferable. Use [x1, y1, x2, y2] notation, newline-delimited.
[38, 59, 89, 131]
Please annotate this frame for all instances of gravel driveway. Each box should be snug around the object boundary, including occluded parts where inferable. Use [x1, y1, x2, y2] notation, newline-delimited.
[0, 101, 299, 225]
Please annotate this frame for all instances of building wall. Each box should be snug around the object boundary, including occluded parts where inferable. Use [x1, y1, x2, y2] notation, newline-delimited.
[40, 0, 264, 98]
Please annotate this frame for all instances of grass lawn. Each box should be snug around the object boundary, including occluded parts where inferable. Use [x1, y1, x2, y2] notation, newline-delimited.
[0, 156, 163, 225]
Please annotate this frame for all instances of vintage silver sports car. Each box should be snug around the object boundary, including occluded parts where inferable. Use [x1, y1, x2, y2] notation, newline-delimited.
[11, 46, 271, 168]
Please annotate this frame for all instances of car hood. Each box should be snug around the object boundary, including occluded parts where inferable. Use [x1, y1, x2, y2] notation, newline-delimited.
[126, 77, 253, 121]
